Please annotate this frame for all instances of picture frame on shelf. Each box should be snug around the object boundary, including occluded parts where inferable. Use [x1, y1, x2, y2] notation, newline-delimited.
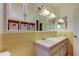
[20, 22, 28, 31]
[28, 23, 35, 30]
[8, 20, 19, 31]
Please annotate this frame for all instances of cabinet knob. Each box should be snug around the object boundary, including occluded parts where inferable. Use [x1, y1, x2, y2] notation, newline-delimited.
[74, 35, 77, 38]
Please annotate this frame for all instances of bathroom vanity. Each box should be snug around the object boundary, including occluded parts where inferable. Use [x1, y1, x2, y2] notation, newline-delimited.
[34, 37, 68, 56]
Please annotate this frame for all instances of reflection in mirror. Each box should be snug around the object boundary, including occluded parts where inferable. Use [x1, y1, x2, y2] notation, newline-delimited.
[48, 18, 56, 31]
[9, 3, 24, 20]
[34, 4, 57, 31]
[7, 3, 68, 32]
[57, 16, 67, 29]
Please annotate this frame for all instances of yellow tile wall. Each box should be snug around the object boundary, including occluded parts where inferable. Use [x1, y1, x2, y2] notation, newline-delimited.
[0, 34, 3, 51]
[3, 31, 57, 56]
[0, 31, 73, 56]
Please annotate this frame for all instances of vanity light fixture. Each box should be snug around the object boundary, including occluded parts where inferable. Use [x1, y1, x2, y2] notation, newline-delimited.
[42, 9, 50, 16]
[58, 18, 64, 24]
[48, 13, 56, 19]
[40, 9, 56, 19]
[40, 9, 50, 16]
[38, 5, 56, 19]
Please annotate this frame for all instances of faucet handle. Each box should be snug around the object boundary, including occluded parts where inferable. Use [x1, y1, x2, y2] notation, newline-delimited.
[74, 35, 77, 38]
[42, 38, 45, 40]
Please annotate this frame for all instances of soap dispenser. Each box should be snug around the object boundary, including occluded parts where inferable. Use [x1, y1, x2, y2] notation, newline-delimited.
[40, 23, 42, 31]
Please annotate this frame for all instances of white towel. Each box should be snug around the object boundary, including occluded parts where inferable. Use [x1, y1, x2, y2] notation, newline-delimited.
[0, 51, 11, 56]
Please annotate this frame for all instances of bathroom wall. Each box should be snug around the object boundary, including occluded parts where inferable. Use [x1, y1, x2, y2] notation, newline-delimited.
[3, 31, 57, 56]
[0, 4, 5, 51]
[0, 4, 4, 34]
[0, 35, 3, 51]
[58, 5, 74, 32]
[73, 6, 79, 55]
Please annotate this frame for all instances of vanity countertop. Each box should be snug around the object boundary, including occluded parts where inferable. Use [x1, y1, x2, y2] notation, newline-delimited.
[35, 37, 67, 49]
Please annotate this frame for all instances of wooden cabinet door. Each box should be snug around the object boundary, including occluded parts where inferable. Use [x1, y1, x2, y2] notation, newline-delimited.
[53, 51, 60, 56]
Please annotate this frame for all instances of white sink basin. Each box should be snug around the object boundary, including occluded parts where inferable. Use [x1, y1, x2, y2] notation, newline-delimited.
[40, 39, 56, 45]
[35, 37, 67, 48]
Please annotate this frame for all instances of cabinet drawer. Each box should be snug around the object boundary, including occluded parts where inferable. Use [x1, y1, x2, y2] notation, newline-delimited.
[60, 45, 67, 56]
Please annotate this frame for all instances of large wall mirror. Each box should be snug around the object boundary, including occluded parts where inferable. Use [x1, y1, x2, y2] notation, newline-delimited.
[6, 3, 68, 32]
[48, 18, 56, 31]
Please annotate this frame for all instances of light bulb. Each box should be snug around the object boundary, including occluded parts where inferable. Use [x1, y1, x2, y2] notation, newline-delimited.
[48, 13, 56, 19]
[58, 18, 64, 23]
[44, 9, 50, 15]
[41, 9, 50, 16]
